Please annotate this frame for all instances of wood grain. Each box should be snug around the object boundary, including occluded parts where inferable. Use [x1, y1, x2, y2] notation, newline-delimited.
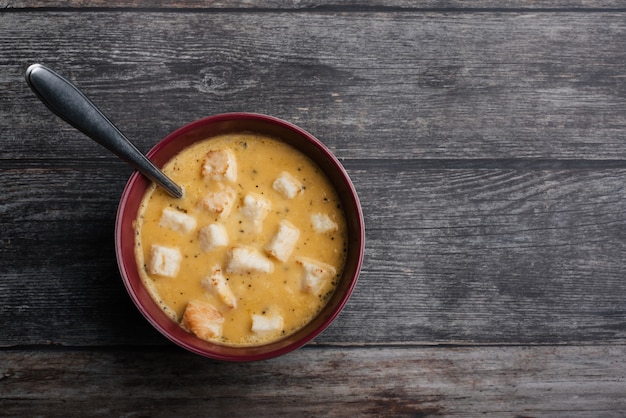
[4, 0, 626, 10]
[4, 11, 626, 160]
[2, 162, 625, 346]
[2, 4, 626, 414]
[2, 4, 626, 346]
[1, 345, 625, 416]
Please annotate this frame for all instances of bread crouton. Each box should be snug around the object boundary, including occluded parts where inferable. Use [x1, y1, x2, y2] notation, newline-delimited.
[226, 245, 274, 274]
[240, 192, 271, 232]
[199, 185, 236, 218]
[147, 244, 182, 278]
[201, 265, 237, 309]
[198, 223, 229, 252]
[159, 207, 197, 234]
[202, 148, 237, 182]
[181, 300, 224, 341]
[251, 312, 284, 335]
[296, 256, 337, 294]
[311, 213, 338, 233]
[272, 171, 303, 199]
[265, 220, 300, 262]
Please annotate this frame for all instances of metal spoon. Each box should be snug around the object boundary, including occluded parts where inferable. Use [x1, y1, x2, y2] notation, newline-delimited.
[25, 63, 183, 199]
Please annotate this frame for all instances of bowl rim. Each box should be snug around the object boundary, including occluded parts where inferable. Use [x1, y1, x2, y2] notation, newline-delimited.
[115, 112, 365, 361]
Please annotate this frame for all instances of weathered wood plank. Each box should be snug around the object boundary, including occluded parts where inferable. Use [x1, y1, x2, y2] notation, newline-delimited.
[4, 11, 626, 160]
[2, 162, 625, 346]
[3, 0, 626, 10]
[2, 3, 624, 415]
[1, 345, 625, 416]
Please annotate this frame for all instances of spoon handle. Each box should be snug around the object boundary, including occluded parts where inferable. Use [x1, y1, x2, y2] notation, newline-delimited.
[25, 63, 183, 199]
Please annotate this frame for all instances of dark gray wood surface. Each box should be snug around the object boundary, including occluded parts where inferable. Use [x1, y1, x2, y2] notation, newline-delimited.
[1, 2, 625, 416]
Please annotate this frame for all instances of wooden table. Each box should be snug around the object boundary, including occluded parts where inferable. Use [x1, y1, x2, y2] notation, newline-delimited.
[2, 1, 625, 416]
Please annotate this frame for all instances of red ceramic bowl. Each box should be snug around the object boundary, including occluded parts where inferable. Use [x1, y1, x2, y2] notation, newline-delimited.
[115, 113, 365, 361]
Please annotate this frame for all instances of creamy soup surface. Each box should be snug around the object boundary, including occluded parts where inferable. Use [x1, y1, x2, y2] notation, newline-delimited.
[134, 133, 347, 347]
